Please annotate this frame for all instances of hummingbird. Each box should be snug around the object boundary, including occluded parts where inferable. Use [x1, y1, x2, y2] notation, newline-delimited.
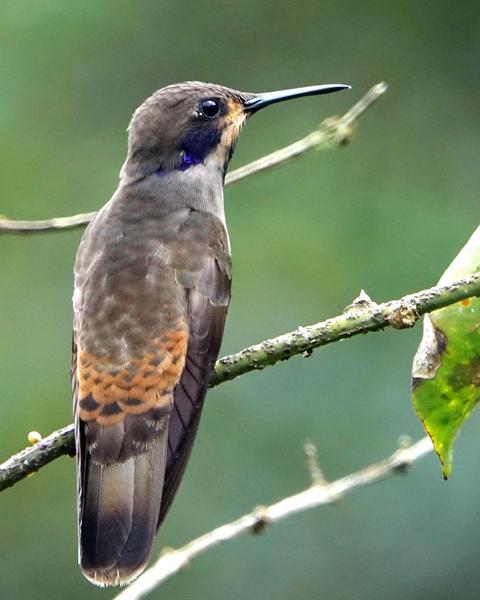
[72, 80, 349, 586]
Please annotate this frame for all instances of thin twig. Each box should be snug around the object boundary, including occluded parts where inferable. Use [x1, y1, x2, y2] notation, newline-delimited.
[225, 81, 387, 185]
[0, 82, 387, 234]
[0, 211, 99, 234]
[210, 271, 480, 386]
[1, 271, 478, 493]
[303, 441, 329, 486]
[114, 436, 433, 600]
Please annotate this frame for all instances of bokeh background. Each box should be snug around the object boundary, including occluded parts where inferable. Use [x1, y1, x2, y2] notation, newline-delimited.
[1, 2, 480, 598]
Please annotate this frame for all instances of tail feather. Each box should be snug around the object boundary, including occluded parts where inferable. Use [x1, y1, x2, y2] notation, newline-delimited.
[79, 437, 167, 587]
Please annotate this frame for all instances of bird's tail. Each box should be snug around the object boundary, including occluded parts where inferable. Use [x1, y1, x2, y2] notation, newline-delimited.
[78, 438, 167, 587]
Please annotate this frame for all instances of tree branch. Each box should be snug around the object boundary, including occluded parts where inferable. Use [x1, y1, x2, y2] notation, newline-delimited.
[224, 81, 387, 185]
[114, 436, 433, 600]
[0, 425, 75, 491]
[0, 82, 387, 234]
[1, 271, 478, 493]
[210, 274, 480, 386]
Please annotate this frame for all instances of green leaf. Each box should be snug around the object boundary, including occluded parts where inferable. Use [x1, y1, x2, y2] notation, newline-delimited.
[412, 227, 480, 478]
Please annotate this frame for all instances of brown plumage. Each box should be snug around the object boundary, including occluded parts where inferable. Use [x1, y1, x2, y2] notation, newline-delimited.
[72, 80, 349, 586]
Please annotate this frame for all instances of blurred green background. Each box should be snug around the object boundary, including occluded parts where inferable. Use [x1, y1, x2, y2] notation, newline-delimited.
[1, 1, 480, 598]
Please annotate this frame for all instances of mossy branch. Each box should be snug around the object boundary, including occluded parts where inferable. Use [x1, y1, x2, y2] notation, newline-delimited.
[1, 271, 479, 492]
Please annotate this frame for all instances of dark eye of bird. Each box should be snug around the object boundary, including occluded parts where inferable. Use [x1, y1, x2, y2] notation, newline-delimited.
[199, 99, 220, 119]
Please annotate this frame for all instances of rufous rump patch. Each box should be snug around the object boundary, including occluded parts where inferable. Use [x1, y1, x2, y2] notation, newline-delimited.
[77, 328, 188, 426]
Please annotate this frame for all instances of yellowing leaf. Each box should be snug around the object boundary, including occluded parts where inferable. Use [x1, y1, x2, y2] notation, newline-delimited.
[412, 226, 480, 477]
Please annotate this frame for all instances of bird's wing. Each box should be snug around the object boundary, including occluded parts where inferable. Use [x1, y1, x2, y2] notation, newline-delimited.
[158, 227, 231, 526]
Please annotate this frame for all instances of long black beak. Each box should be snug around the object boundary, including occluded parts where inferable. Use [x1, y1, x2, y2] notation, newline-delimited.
[244, 83, 350, 113]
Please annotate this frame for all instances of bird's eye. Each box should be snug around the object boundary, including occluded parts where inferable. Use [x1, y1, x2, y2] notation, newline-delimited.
[199, 99, 220, 119]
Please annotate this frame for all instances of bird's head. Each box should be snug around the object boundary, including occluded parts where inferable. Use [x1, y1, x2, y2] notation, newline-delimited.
[121, 81, 350, 182]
